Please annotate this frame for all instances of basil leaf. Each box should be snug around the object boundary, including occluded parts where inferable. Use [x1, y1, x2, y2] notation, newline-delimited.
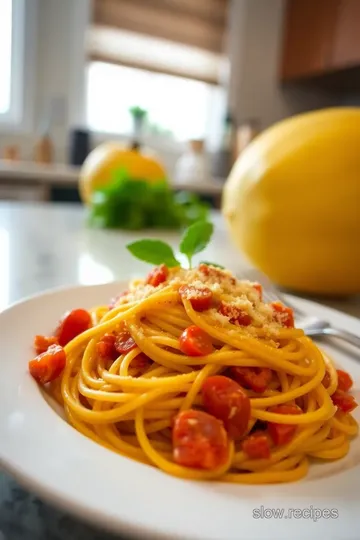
[126, 239, 180, 267]
[179, 220, 214, 268]
[199, 261, 225, 269]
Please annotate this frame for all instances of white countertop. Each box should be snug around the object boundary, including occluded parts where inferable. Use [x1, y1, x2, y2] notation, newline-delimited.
[0, 160, 224, 195]
[0, 202, 359, 318]
[0, 203, 246, 309]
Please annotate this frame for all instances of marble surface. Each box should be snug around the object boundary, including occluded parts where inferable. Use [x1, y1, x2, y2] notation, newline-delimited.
[0, 202, 359, 540]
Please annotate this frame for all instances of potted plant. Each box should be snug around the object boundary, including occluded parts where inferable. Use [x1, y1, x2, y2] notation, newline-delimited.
[129, 106, 147, 149]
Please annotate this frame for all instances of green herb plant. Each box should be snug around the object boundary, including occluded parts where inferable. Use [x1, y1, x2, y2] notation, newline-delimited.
[127, 220, 216, 269]
[89, 169, 209, 230]
[129, 106, 147, 120]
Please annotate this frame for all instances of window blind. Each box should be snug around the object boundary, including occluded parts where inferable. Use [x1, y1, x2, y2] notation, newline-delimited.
[88, 0, 228, 83]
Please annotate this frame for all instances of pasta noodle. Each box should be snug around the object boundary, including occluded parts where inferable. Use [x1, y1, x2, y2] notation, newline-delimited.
[41, 264, 358, 484]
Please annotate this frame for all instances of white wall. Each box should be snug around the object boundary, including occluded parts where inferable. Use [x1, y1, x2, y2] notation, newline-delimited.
[0, 0, 91, 162]
[227, 0, 247, 118]
[35, 0, 75, 157]
[228, 0, 337, 129]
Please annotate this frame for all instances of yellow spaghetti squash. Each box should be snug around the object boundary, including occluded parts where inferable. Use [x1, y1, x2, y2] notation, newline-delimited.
[222, 108, 360, 295]
[79, 142, 167, 204]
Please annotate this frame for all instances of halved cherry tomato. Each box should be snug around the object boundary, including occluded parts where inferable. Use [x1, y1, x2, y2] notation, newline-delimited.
[219, 302, 252, 326]
[336, 369, 353, 392]
[34, 335, 59, 355]
[267, 404, 302, 446]
[198, 263, 236, 285]
[322, 370, 331, 389]
[230, 366, 272, 393]
[179, 326, 214, 356]
[172, 409, 229, 470]
[55, 309, 92, 346]
[198, 263, 214, 276]
[242, 431, 271, 459]
[96, 334, 117, 359]
[115, 330, 137, 354]
[202, 375, 251, 440]
[253, 283, 263, 300]
[29, 344, 66, 384]
[271, 302, 294, 328]
[146, 264, 169, 287]
[332, 390, 358, 413]
[268, 423, 297, 446]
[269, 404, 302, 415]
[179, 285, 213, 312]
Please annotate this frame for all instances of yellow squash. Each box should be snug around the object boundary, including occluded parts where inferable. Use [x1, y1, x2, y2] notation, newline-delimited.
[79, 142, 167, 204]
[222, 108, 360, 295]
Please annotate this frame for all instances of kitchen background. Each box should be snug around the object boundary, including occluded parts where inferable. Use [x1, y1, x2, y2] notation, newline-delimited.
[0, 0, 359, 203]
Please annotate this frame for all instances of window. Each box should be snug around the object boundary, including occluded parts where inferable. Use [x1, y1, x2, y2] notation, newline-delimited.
[0, 0, 26, 126]
[87, 1, 227, 145]
[86, 61, 225, 144]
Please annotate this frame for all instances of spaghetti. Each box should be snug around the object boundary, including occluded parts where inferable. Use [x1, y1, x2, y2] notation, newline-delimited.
[30, 263, 358, 484]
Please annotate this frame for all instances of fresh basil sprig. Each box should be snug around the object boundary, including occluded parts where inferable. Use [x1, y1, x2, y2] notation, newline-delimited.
[126, 220, 214, 268]
[126, 239, 180, 267]
[179, 221, 213, 268]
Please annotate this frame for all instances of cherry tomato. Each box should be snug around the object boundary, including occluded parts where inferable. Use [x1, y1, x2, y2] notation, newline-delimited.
[34, 335, 59, 355]
[230, 366, 272, 393]
[96, 334, 117, 359]
[267, 404, 302, 446]
[271, 302, 294, 328]
[179, 326, 214, 356]
[146, 264, 169, 287]
[322, 370, 331, 388]
[198, 263, 214, 276]
[242, 431, 271, 459]
[202, 375, 251, 440]
[219, 302, 252, 326]
[332, 390, 358, 413]
[268, 424, 297, 446]
[198, 263, 236, 285]
[179, 285, 213, 312]
[252, 283, 263, 299]
[115, 330, 137, 354]
[172, 410, 229, 470]
[336, 369, 353, 392]
[269, 404, 302, 415]
[29, 344, 66, 385]
[55, 309, 92, 346]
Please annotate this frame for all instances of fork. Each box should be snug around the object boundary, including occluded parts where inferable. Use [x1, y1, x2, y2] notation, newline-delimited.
[244, 269, 360, 349]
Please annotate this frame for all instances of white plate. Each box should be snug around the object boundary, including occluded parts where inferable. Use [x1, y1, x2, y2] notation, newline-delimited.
[0, 282, 360, 540]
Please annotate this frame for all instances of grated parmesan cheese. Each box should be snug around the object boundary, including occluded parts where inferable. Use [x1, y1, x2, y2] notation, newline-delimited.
[209, 309, 229, 326]
[112, 263, 287, 334]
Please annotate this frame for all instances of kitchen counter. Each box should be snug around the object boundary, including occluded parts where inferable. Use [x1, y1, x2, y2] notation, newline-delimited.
[0, 161, 81, 185]
[0, 202, 359, 540]
[0, 160, 224, 201]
